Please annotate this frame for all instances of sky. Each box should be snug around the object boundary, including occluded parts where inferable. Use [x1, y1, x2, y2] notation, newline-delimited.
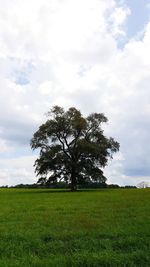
[0, 0, 150, 186]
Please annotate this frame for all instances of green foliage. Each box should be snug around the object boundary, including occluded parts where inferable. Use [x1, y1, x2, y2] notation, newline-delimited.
[0, 188, 149, 266]
[31, 106, 119, 190]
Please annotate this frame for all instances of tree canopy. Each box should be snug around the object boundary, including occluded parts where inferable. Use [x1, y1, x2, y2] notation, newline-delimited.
[31, 106, 119, 191]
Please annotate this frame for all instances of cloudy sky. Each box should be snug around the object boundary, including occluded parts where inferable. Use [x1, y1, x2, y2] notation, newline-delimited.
[0, 0, 150, 186]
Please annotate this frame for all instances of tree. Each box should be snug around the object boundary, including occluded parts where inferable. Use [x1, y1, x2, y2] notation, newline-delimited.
[31, 106, 119, 191]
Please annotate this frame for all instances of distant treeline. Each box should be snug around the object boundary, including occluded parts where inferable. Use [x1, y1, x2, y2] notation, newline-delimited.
[0, 182, 136, 189]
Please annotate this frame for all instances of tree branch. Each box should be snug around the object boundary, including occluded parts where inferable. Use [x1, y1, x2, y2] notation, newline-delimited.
[56, 134, 71, 159]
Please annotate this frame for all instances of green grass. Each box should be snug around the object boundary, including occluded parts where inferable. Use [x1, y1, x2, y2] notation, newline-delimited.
[0, 188, 149, 266]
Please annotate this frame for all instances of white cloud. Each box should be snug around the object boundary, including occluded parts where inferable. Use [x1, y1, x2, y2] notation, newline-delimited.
[0, 156, 36, 186]
[0, 138, 11, 153]
[109, 5, 131, 36]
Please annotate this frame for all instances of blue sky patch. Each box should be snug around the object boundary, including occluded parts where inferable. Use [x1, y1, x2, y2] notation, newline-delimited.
[14, 61, 34, 85]
[15, 73, 29, 85]
[125, 0, 150, 38]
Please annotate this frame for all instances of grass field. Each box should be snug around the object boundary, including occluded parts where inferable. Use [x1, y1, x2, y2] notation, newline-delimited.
[0, 188, 149, 267]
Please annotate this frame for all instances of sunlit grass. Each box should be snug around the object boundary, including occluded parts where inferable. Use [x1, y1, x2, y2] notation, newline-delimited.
[0, 188, 149, 266]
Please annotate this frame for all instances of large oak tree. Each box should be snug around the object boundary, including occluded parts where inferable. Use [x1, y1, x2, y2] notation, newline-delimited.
[31, 106, 119, 191]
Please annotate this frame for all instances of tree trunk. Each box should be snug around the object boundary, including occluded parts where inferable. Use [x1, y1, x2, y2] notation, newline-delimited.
[70, 167, 77, 191]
